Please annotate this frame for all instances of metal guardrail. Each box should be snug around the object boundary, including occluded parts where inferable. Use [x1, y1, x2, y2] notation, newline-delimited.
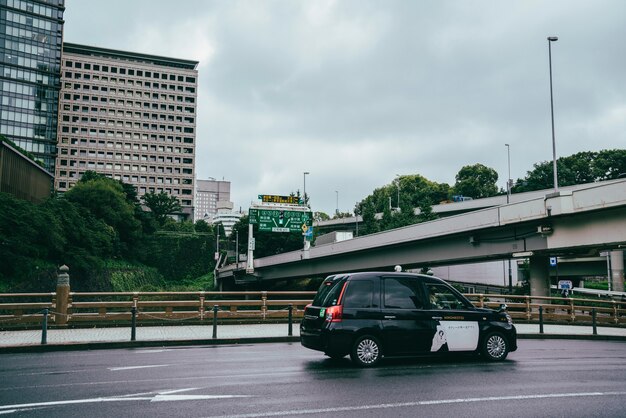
[1, 291, 624, 328]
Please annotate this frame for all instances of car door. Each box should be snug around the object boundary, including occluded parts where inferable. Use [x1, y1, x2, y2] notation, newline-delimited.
[380, 276, 433, 356]
[422, 281, 481, 352]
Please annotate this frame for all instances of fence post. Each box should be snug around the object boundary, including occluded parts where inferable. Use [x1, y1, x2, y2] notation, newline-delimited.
[569, 298, 576, 322]
[41, 308, 48, 345]
[592, 308, 597, 335]
[539, 305, 544, 334]
[288, 304, 293, 336]
[199, 292, 205, 321]
[478, 294, 484, 308]
[525, 296, 531, 321]
[612, 301, 618, 325]
[261, 291, 267, 320]
[212, 305, 219, 339]
[55, 265, 70, 326]
[130, 306, 137, 341]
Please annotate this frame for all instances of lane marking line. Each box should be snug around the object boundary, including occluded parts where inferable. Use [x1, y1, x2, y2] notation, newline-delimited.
[207, 391, 626, 418]
[108, 364, 171, 371]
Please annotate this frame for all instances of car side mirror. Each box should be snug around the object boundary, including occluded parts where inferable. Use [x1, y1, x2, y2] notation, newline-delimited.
[498, 303, 507, 313]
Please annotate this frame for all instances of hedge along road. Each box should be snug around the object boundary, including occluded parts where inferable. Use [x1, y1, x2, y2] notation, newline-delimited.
[0, 339, 625, 417]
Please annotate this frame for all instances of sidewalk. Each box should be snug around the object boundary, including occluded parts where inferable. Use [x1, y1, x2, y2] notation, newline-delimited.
[1, 323, 625, 353]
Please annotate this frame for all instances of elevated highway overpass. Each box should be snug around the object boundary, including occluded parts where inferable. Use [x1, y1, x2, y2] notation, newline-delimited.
[217, 180, 626, 295]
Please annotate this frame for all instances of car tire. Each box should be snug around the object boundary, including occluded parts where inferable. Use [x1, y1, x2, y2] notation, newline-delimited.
[481, 332, 509, 361]
[350, 335, 382, 367]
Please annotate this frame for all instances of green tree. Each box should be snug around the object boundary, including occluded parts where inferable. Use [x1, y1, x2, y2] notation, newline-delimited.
[194, 219, 212, 233]
[357, 174, 446, 234]
[314, 211, 330, 222]
[142, 191, 182, 226]
[513, 149, 626, 193]
[453, 164, 499, 199]
[64, 176, 141, 256]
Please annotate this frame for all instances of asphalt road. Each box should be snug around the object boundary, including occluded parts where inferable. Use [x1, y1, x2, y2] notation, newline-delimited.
[0, 339, 625, 418]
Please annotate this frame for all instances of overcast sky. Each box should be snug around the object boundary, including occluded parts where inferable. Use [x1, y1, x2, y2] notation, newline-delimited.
[63, 0, 626, 215]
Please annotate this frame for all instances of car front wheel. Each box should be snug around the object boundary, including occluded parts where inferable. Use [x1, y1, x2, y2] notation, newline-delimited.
[481, 332, 509, 361]
[350, 335, 381, 367]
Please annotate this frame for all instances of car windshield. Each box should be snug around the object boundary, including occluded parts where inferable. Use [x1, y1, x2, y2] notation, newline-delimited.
[312, 275, 348, 307]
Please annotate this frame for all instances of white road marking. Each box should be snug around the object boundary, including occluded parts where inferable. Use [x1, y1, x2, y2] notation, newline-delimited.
[207, 391, 626, 418]
[108, 364, 170, 371]
[0, 387, 252, 413]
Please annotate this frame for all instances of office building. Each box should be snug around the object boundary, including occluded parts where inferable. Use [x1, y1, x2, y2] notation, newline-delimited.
[0, 138, 52, 202]
[54, 43, 199, 218]
[195, 178, 230, 221]
[0, 0, 65, 172]
[211, 200, 243, 236]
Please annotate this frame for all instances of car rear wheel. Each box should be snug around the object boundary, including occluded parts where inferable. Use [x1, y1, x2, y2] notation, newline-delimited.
[350, 335, 381, 367]
[481, 332, 509, 361]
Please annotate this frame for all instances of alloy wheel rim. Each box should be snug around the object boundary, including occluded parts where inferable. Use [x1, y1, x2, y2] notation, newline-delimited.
[487, 335, 506, 358]
[357, 339, 379, 364]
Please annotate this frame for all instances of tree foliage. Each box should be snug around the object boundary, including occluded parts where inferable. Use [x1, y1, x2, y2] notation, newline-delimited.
[453, 163, 499, 199]
[142, 191, 182, 226]
[513, 149, 626, 192]
[357, 174, 448, 234]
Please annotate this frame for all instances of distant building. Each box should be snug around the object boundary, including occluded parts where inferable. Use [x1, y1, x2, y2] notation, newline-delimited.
[210, 200, 243, 236]
[0, 0, 66, 172]
[195, 178, 230, 222]
[0, 139, 52, 203]
[54, 43, 199, 219]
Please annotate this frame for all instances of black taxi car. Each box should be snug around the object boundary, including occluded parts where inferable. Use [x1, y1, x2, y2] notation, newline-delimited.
[300, 272, 517, 367]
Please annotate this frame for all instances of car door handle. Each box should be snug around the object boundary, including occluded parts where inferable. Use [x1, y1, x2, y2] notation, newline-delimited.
[384, 315, 396, 319]
[432, 316, 443, 320]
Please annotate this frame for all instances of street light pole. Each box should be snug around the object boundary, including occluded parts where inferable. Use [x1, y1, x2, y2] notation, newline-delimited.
[505, 144, 511, 204]
[505, 143, 513, 293]
[335, 190, 339, 215]
[303, 171, 309, 206]
[548, 36, 559, 193]
[395, 174, 400, 210]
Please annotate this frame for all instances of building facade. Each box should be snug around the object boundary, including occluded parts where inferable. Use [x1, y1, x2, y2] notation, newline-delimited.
[54, 43, 199, 217]
[0, 138, 52, 202]
[211, 200, 243, 236]
[0, 0, 65, 172]
[195, 178, 230, 221]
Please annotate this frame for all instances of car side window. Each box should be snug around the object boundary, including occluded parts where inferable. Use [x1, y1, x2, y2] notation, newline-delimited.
[383, 277, 425, 309]
[425, 283, 468, 310]
[343, 280, 374, 309]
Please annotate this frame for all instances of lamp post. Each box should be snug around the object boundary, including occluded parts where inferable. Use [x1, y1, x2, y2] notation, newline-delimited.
[395, 174, 401, 210]
[505, 143, 513, 293]
[303, 171, 309, 206]
[335, 190, 339, 215]
[505, 144, 511, 204]
[355, 203, 359, 237]
[547, 36, 559, 193]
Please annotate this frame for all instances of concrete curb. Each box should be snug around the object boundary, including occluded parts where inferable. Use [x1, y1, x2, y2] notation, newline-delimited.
[1, 333, 624, 354]
[0, 336, 301, 354]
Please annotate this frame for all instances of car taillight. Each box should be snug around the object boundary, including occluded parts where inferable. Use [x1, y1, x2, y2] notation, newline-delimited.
[325, 305, 343, 322]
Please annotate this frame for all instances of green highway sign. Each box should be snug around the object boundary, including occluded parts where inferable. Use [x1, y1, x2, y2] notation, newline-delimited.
[249, 208, 312, 233]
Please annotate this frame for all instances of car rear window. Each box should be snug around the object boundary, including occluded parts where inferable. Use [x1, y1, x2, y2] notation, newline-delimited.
[343, 280, 375, 309]
[312, 275, 347, 307]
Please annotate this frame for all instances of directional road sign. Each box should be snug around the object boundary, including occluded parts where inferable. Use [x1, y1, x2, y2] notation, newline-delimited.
[249, 208, 312, 233]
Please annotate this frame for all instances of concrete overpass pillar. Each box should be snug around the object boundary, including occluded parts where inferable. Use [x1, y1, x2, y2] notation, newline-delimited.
[610, 250, 624, 292]
[529, 255, 550, 298]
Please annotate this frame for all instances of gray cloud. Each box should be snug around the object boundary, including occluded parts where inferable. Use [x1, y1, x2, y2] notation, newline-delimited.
[64, 0, 626, 215]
